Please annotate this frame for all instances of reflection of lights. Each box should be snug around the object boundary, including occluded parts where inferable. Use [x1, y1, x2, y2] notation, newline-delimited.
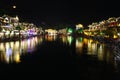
[48, 36, 53, 41]
[98, 45, 104, 61]
[106, 51, 112, 63]
[6, 48, 12, 63]
[14, 53, 20, 63]
[76, 39, 82, 47]
[76, 39, 83, 54]
[0, 36, 42, 63]
[62, 36, 67, 43]
[27, 39, 31, 52]
[6, 42, 10, 49]
[35, 37, 38, 43]
[91, 43, 97, 55]
[87, 40, 92, 55]
[21, 40, 25, 49]
[31, 38, 35, 48]
[10, 42, 14, 49]
[0, 43, 5, 51]
[6, 48, 12, 57]
[15, 41, 19, 49]
[46, 35, 57, 41]
[79, 37, 83, 42]
[67, 36, 73, 46]
[87, 39, 97, 55]
[92, 43, 95, 49]
[83, 38, 88, 45]
[24, 40, 28, 52]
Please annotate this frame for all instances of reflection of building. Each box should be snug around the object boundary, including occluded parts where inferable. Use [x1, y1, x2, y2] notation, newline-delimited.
[0, 36, 43, 63]
[67, 36, 73, 46]
[76, 37, 115, 65]
[76, 37, 83, 54]
[45, 34, 57, 41]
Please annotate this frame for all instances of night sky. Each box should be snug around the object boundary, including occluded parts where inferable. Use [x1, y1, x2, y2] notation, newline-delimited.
[0, 0, 120, 27]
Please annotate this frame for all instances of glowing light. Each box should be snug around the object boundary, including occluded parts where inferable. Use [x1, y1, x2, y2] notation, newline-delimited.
[15, 41, 20, 49]
[113, 35, 118, 38]
[13, 5, 16, 9]
[118, 23, 120, 26]
[68, 28, 73, 33]
[45, 29, 57, 36]
[0, 43, 4, 51]
[15, 16, 19, 21]
[0, 36, 42, 63]
[76, 39, 83, 54]
[67, 36, 73, 46]
[62, 36, 67, 43]
[14, 53, 21, 63]
[76, 24, 83, 30]
[79, 37, 83, 42]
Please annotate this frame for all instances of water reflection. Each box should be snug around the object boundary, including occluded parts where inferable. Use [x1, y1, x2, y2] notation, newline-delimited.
[59, 35, 74, 46]
[67, 36, 73, 46]
[0, 36, 43, 63]
[76, 37, 115, 64]
[1, 35, 120, 71]
[76, 37, 83, 54]
[45, 35, 57, 41]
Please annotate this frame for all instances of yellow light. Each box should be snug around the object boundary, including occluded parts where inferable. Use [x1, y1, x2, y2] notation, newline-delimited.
[13, 5, 16, 9]
[118, 23, 120, 26]
[76, 24, 83, 28]
[113, 35, 118, 38]
[14, 53, 21, 63]
[16, 16, 19, 21]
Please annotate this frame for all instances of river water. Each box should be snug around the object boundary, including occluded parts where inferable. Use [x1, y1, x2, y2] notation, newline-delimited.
[0, 35, 120, 78]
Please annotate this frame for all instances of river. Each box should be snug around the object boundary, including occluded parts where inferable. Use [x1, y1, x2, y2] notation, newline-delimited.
[0, 35, 120, 79]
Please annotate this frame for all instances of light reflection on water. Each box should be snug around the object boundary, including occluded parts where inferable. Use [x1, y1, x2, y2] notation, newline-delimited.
[0, 36, 43, 63]
[59, 35, 74, 46]
[0, 35, 120, 71]
[45, 35, 74, 46]
[76, 37, 116, 67]
[45, 35, 57, 41]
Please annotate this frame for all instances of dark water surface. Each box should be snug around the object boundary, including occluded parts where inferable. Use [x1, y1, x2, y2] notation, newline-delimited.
[0, 35, 120, 79]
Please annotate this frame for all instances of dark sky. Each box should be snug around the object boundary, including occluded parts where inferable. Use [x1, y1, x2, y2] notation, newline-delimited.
[0, 0, 120, 27]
